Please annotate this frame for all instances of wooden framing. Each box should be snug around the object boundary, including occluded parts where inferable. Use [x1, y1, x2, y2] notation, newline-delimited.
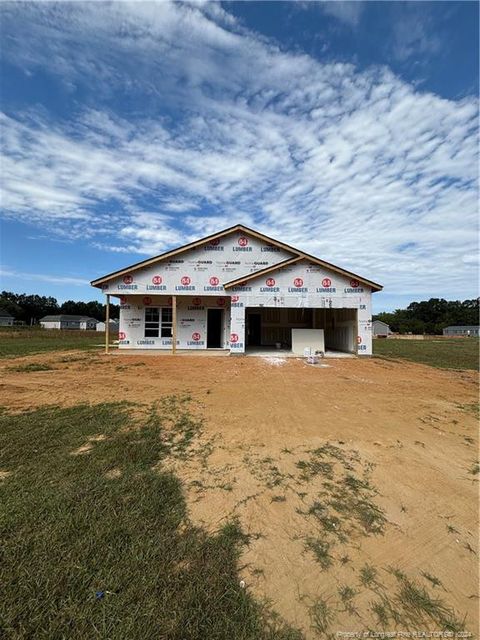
[105, 294, 110, 354]
[172, 295, 177, 354]
[91, 224, 383, 292]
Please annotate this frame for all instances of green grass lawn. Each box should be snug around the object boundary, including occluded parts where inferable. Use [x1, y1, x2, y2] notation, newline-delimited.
[0, 327, 115, 359]
[373, 337, 479, 371]
[0, 397, 301, 640]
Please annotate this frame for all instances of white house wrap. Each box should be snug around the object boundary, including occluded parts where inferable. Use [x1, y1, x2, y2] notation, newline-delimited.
[91, 225, 382, 355]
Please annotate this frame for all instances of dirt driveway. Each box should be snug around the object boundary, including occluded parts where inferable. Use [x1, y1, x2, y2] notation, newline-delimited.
[1, 351, 478, 636]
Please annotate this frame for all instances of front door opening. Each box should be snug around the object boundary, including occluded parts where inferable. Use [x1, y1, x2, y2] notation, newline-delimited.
[207, 308, 223, 348]
[247, 313, 262, 346]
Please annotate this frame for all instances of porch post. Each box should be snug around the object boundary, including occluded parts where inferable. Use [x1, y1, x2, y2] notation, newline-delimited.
[105, 294, 110, 354]
[172, 295, 177, 354]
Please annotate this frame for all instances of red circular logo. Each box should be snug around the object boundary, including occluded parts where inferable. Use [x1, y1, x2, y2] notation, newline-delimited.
[192, 332, 201, 341]
[123, 275, 133, 284]
[266, 277, 276, 287]
[192, 297, 202, 306]
[238, 237, 248, 247]
[181, 276, 191, 285]
[143, 297, 152, 306]
[119, 331, 126, 340]
[294, 277, 303, 287]
[119, 296, 126, 304]
[322, 277, 331, 288]
[350, 279, 360, 288]
[357, 336, 362, 344]
[217, 297, 226, 306]
[152, 275, 162, 285]
[210, 238, 220, 246]
[231, 295, 239, 303]
[230, 333, 239, 343]
[210, 276, 219, 286]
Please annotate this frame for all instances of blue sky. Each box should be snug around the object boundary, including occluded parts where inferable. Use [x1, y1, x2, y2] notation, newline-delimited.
[0, 1, 478, 312]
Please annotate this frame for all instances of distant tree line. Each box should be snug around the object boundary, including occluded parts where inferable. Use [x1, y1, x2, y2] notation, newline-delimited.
[374, 298, 479, 335]
[0, 291, 120, 325]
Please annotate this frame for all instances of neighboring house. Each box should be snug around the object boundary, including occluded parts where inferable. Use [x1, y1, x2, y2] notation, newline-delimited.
[443, 325, 479, 337]
[91, 224, 382, 355]
[96, 319, 120, 332]
[40, 315, 99, 330]
[372, 320, 392, 337]
[0, 309, 14, 326]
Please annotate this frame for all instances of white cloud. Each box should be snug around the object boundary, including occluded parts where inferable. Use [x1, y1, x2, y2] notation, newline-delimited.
[0, 269, 89, 286]
[319, 1, 365, 28]
[0, 1, 478, 301]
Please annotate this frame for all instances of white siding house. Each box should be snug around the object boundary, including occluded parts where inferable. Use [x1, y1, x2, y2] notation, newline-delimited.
[0, 309, 14, 326]
[91, 225, 382, 356]
[40, 315, 98, 330]
[96, 319, 120, 332]
[372, 320, 392, 337]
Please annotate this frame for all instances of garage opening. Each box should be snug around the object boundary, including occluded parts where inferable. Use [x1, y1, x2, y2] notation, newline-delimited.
[245, 307, 357, 354]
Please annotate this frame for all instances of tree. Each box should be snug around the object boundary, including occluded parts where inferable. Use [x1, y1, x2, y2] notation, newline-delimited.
[374, 298, 479, 334]
[0, 291, 59, 324]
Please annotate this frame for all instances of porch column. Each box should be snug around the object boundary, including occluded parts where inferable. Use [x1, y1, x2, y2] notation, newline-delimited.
[172, 295, 177, 354]
[105, 294, 110, 354]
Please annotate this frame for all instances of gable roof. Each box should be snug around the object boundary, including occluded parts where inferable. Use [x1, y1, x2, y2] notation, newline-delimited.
[41, 315, 99, 322]
[91, 224, 382, 292]
[0, 308, 13, 318]
[224, 256, 303, 289]
[443, 325, 479, 330]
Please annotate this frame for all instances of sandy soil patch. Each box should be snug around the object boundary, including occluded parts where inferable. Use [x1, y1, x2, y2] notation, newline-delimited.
[0, 351, 478, 636]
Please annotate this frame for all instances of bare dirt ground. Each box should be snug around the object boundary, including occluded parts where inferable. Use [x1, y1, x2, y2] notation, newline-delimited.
[1, 351, 478, 637]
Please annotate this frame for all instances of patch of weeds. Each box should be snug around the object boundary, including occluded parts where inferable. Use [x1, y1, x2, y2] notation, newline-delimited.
[7, 362, 55, 373]
[371, 599, 391, 628]
[353, 498, 387, 534]
[344, 474, 372, 493]
[327, 477, 387, 536]
[56, 355, 91, 363]
[296, 458, 334, 481]
[370, 594, 405, 627]
[446, 524, 459, 534]
[339, 555, 350, 565]
[305, 500, 327, 517]
[304, 537, 333, 570]
[309, 597, 335, 636]
[456, 402, 479, 419]
[281, 447, 293, 454]
[401, 504, 407, 512]
[468, 462, 479, 476]
[311, 443, 349, 462]
[464, 542, 476, 555]
[221, 518, 252, 546]
[463, 436, 475, 445]
[395, 575, 465, 631]
[271, 495, 286, 503]
[387, 566, 407, 581]
[152, 395, 203, 460]
[421, 571, 444, 589]
[359, 564, 378, 587]
[338, 585, 358, 614]
[245, 454, 289, 489]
